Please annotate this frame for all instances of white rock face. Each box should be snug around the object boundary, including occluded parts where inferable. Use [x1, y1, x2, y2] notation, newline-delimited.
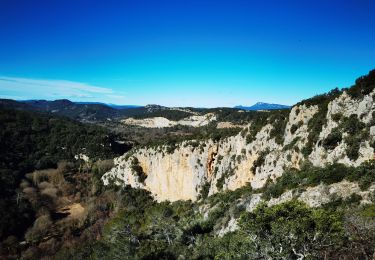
[242, 193, 263, 212]
[245, 181, 375, 211]
[329, 92, 374, 123]
[178, 114, 217, 127]
[103, 90, 375, 202]
[284, 104, 319, 145]
[309, 91, 375, 167]
[217, 217, 238, 237]
[122, 117, 174, 128]
[122, 113, 216, 128]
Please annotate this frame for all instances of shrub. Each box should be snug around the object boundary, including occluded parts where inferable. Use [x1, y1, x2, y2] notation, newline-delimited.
[31, 169, 54, 186]
[290, 124, 299, 134]
[331, 113, 343, 122]
[263, 163, 353, 200]
[40, 187, 58, 199]
[303, 104, 329, 156]
[130, 158, 147, 183]
[246, 133, 255, 144]
[239, 201, 344, 259]
[335, 115, 368, 161]
[216, 176, 225, 190]
[269, 113, 288, 144]
[344, 193, 362, 205]
[283, 137, 300, 151]
[322, 128, 342, 150]
[92, 159, 114, 177]
[342, 114, 365, 135]
[198, 182, 210, 200]
[360, 203, 375, 218]
[347, 69, 375, 99]
[345, 135, 362, 160]
[251, 150, 268, 174]
[25, 215, 53, 242]
[298, 87, 345, 157]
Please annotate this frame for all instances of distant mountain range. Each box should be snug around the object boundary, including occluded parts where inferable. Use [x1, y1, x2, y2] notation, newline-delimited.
[0, 99, 142, 121]
[0, 99, 291, 123]
[234, 102, 291, 111]
[0, 99, 195, 122]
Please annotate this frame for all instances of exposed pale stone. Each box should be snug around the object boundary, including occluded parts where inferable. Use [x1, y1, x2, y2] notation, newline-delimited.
[216, 122, 246, 129]
[242, 193, 263, 212]
[309, 90, 375, 167]
[122, 113, 216, 128]
[74, 153, 90, 162]
[284, 104, 319, 145]
[103, 90, 375, 202]
[217, 218, 238, 237]
[241, 181, 375, 213]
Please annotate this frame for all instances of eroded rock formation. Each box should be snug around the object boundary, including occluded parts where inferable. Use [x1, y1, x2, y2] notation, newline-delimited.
[103, 89, 375, 202]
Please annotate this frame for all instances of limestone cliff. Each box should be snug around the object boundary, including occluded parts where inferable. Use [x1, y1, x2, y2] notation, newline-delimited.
[122, 113, 216, 128]
[103, 86, 375, 202]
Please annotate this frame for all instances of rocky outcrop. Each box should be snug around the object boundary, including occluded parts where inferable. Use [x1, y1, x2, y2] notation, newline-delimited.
[266, 181, 375, 208]
[217, 181, 375, 236]
[216, 122, 246, 128]
[309, 92, 375, 167]
[121, 113, 216, 128]
[103, 90, 375, 202]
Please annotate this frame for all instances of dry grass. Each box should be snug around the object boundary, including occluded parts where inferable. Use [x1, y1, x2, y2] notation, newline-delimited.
[94, 159, 114, 174]
[22, 187, 38, 206]
[26, 161, 71, 187]
[41, 187, 59, 199]
[25, 215, 52, 242]
[38, 181, 53, 190]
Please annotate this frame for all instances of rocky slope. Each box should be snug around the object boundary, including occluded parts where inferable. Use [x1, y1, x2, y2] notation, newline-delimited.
[121, 113, 216, 128]
[103, 71, 375, 202]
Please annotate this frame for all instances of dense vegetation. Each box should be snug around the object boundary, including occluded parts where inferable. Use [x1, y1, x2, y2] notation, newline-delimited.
[106, 122, 242, 154]
[128, 106, 193, 121]
[55, 182, 375, 259]
[345, 69, 375, 99]
[0, 108, 130, 248]
[0, 100, 196, 122]
[140, 123, 242, 148]
[197, 107, 282, 125]
[0, 99, 121, 122]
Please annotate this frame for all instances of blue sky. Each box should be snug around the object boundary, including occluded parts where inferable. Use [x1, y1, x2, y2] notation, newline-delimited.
[0, 0, 374, 107]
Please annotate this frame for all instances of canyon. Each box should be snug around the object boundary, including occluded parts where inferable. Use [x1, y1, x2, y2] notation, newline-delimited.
[103, 86, 375, 202]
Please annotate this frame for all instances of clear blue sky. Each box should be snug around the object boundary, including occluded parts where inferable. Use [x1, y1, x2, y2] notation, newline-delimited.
[0, 0, 374, 107]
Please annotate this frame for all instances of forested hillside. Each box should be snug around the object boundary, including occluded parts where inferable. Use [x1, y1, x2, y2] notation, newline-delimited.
[0, 108, 130, 251]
